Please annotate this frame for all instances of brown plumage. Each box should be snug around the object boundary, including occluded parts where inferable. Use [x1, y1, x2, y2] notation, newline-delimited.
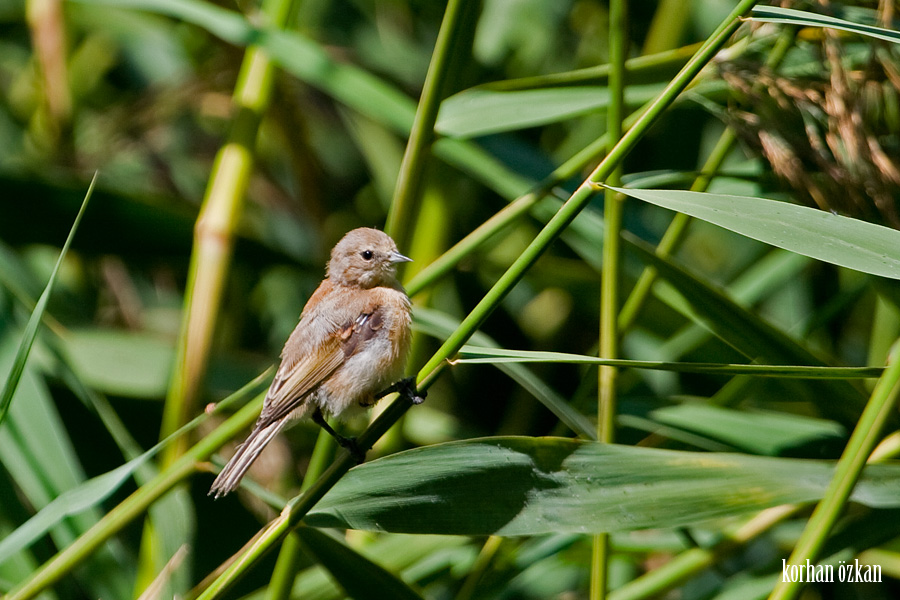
[209, 228, 413, 498]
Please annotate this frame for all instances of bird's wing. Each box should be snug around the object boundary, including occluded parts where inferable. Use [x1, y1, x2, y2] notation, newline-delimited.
[256, 308, 384, 427]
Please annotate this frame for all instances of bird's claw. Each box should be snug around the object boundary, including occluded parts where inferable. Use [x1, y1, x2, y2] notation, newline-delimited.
[337, 435, 366, 464]
[376, 376, 426, 405]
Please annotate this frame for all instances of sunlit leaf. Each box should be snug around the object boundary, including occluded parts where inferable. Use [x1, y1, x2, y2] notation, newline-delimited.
[307, 437, 900, 536]
[609, 186, 900, 280]
[749, 5, 900, 45]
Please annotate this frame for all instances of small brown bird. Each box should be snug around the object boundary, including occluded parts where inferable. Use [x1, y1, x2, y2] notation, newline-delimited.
[210, 228, 416, 498]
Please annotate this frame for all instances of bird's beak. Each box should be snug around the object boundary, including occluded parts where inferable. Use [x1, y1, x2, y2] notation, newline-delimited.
[389, 251, 413, 264]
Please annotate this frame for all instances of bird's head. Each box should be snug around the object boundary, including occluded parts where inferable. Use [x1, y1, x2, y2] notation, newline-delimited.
[327, 228, 411, 289]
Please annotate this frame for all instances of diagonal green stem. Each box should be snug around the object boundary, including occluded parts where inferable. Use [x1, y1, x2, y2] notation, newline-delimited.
[768, 339, 900, 600]
[416, 0, 755, 381]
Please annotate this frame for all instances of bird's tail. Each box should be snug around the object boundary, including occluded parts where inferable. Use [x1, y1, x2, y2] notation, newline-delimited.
[209, 420, 287, 498]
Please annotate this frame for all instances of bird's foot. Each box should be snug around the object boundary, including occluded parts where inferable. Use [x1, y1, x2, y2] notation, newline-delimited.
[376, 376, 426, 405]
[313, 409, 367, 463]
[336, 435, 366, 464]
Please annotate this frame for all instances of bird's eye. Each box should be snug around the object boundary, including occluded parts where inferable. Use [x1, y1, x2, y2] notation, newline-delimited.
[360, 250, 374, 260]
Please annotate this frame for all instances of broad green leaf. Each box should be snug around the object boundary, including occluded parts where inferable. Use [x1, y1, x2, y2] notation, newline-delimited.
[307, 437, 900, 536]
[0, 174, 94, 425]
[60, 328, 175, 398]
[454, 346, 883, 379]
[436, 84, 663, 138]
[648, 404, 845, 456]
[749, 6, 900, 45]
[297, 528, 425, 600]
[609, 186, 900, 280]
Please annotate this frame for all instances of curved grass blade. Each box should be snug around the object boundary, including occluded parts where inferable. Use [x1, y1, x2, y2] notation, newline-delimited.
[306, 437, 900, 536]
[608, 185, 900, 280]
[453, 346, 883, 379]
[0, 173, 96, 427]
[749, 6, 900, 45]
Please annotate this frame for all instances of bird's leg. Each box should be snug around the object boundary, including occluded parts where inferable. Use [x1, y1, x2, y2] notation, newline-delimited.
[312, 409, 365, 463]
[375, 376, 426, 405]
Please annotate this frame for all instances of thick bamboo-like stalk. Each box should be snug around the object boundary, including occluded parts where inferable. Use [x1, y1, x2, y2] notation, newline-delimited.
[26, 0, 71, 130]
[144, 0, 296, 593]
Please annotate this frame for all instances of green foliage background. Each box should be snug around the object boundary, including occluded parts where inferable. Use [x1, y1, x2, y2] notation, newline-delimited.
[3, 1, 900, 599]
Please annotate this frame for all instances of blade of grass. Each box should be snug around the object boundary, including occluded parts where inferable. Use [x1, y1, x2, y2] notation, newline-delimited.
[610, 185, 900, 280]
[453, 346, 883, 379]
[0, 172, 95, 427]
[749, 5, 900, 44]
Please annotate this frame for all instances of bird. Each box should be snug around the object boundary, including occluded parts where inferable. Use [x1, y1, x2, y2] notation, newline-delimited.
[209, 228, 417, 498]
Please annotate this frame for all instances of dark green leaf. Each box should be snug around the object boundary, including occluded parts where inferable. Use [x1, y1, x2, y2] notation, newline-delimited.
[307, 437, 900, 536]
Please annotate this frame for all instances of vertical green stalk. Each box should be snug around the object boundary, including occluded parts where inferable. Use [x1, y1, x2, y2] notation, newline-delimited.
[617, 28, 796, 332]
[768, 340, 900, 600]
[265, 420, 337, 600]
[160, 0, 295, 464]
[384, 0, 467, 249]
[144, 0, 295, 593]
[592, 0, 628, 598]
